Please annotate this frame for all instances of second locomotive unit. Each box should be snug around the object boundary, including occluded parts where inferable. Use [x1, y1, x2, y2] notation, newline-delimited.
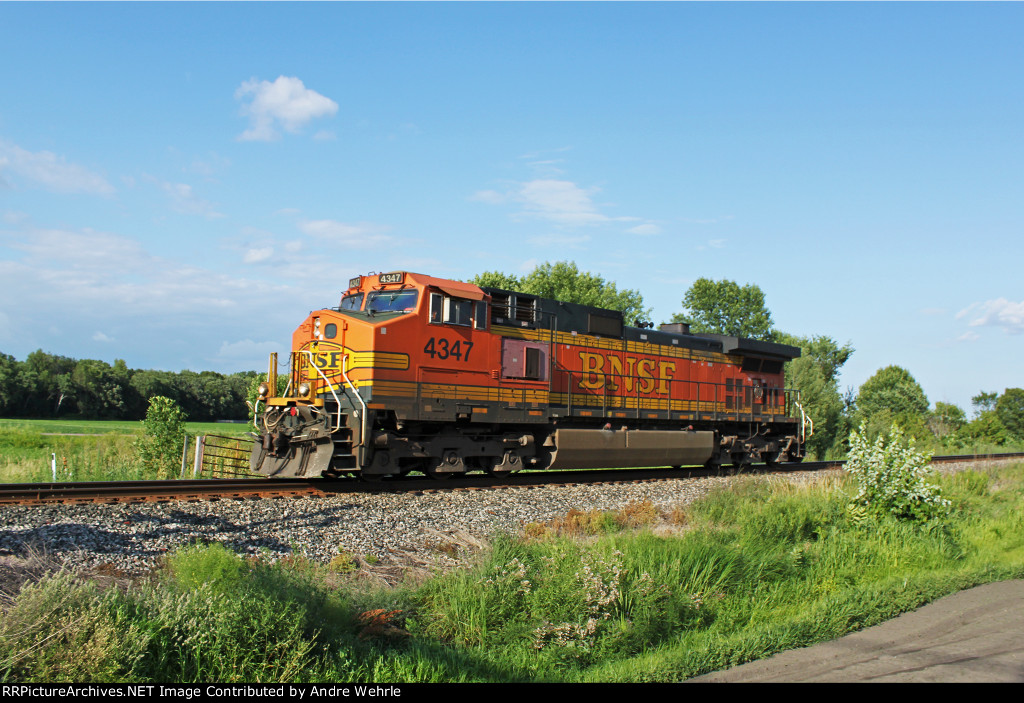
[251, 271, 808, 479]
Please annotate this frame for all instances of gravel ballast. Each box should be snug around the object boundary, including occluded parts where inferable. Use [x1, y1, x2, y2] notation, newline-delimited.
[0, 459, 1011, 581]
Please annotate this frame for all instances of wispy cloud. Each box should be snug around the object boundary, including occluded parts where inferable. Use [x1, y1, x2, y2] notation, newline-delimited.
[627, 223, 662, 236]
[474, 178, 639, 227]
[144, 176, 223, 218]
[298, 219, 391, 247]
[235, 76, 338, 142]
[0, 140, 114, 195]
[957, 298, 1024, 334]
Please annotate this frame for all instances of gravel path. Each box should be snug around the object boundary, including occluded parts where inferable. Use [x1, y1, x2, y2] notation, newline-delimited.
[0, 459, 1011, 586]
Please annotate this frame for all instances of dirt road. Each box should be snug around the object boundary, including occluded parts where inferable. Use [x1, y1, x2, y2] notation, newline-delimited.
[691, 579, 1024, 682]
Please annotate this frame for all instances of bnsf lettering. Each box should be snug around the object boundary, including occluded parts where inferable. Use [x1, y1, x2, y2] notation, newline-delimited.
[424, 337, 474, 362]
[312, 352, 344, 370]
[578, 351, 677, 395]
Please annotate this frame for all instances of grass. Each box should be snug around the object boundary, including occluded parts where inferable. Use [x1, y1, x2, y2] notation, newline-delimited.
[2, 461, 1023, 683]
[0, 419, 253, 483]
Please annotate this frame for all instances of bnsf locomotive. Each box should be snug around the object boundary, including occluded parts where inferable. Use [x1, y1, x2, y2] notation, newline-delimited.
[250, 271, 809, 479]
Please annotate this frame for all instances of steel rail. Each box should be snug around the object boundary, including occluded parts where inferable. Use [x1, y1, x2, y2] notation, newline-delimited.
[3, 453, 1022, 506]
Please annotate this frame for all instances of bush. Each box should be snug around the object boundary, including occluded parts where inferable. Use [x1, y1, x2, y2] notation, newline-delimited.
[134, 396, 187, 478]
[845, 423, 950, 524]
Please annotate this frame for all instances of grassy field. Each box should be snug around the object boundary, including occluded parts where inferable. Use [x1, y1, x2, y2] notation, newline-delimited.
[0, 418, 253, 436]
[0, 418, 253, 483]
[1, 460, 1022, 682]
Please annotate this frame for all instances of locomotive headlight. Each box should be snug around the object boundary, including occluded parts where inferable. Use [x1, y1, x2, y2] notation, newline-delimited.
[257, 383, 270, 398]
[298, 382, 311, 397]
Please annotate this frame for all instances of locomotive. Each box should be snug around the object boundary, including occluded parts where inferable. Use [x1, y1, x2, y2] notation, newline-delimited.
[250, 271, 809, 479]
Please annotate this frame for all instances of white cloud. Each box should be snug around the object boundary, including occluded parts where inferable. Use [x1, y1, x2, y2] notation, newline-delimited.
[243, 247, 274, 264]
[518, 179, 608, 225]
[92, 331, 114, 342]
[143, 175, 222, 218]
[958, 298, 1024, 334]
[475, 178, 639, 227]
[235, 76, 339, 142]
[526, 233, 591, 249]
[696, 239, 727, 251]
[298, 219, 390, 247]
[470, 189, 507, 205]
[627, 223, 662, 236]
[0, 140, 114, 195]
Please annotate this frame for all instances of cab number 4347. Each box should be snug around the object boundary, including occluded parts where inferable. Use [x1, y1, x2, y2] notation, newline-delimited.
[423, 337, 474, 362]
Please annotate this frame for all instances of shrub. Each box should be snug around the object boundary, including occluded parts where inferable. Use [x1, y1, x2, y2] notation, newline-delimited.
[844, 423, 950, 524]
[134, 396, 187, 478]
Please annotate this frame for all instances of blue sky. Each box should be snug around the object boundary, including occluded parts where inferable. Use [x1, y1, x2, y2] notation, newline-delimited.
[1, 2, 1021, 414]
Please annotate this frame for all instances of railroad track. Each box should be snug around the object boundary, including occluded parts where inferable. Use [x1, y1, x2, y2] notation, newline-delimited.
[2, 452, 1022, 506]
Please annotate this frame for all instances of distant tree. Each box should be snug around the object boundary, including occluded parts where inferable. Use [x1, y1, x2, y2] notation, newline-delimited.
[855, 366, 930, 439]
[995, 388, 1024, 439]
[19, 350, 77, 416]
[71, 359, 129, 419]
[0, 353, 22, 416]
[972, 391, 998, 416]
[470, 261, 651, 324]
[928, 402, 967, 440]
[776, 334, 855, 458]
[948, 411, 1009, 449]
[471, 270, 523, 292]
[671, 278, 774, 340]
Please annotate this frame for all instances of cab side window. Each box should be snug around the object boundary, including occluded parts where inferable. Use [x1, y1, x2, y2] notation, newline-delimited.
[429, 292, 487, 329]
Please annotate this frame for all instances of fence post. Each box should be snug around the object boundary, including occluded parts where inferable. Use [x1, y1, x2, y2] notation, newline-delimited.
[51, 453, 56, 482]
[193, 435, 205, 478]
[180, 434, 190, 479]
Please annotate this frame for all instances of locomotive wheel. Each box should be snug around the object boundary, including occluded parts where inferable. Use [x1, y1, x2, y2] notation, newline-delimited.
[763, 451, 781, 467]
[423, 458, 454, 480]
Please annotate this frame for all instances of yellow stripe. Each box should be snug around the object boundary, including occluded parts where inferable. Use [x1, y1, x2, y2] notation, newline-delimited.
[492, 324, 735, 365]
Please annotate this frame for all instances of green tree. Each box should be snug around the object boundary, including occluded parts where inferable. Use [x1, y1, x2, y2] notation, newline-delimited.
[135, 396, 188, 479]
[995, 388, 1024, 439]
[0, 353, 23, 416]
[928, 402, 967, 441]
[671, 278, 774, 339]
[776, 334, 854, 459]
[972, 391, 998, 416]
[71, 359, 129, 419]
[950, 411, 1009, 448]
[855, 366, 930, 439]
[19, 350, 78, 416]
[470, 261, 651, 324]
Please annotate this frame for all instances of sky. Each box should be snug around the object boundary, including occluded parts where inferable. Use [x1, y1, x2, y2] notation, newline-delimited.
[0, 2, 1021, 414]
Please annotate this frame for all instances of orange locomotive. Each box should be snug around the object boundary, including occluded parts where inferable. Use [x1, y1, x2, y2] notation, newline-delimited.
[250, 271, 809, 478]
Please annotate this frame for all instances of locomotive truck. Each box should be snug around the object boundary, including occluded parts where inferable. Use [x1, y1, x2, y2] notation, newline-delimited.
[250, 271, 809, 479]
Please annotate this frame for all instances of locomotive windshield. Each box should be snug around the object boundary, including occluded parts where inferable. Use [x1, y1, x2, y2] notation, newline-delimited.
[366, 289, 419, 314]
[340, 293, 364, 310]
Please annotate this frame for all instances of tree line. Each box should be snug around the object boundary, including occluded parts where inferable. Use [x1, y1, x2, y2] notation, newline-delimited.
[472, 261, 1024, 457]
[0, 350, 256, 422]
[4, 262, 1021, 456]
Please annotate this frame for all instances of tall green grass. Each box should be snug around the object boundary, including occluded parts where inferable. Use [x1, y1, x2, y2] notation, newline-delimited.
[2, 464, 1023, 682]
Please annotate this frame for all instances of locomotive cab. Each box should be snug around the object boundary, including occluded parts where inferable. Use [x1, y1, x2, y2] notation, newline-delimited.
[250, 272, 493, 478]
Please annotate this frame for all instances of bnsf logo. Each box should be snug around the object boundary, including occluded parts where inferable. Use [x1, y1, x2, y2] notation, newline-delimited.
[311, 351, 346, 371]
[577, 351, 677, 395]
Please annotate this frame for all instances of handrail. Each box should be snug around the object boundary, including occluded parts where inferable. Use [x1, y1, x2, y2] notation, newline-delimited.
[301, 350, 344, 433]
[341, 354, 368, 451]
